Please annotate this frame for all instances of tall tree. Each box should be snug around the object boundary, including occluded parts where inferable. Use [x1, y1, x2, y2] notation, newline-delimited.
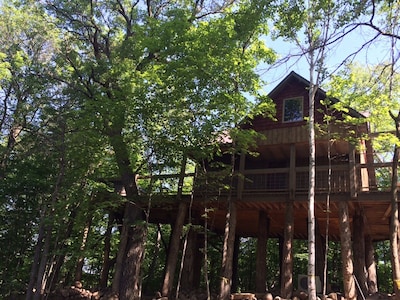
[45, 0, 275, 299]
[271, 1, 368, 298]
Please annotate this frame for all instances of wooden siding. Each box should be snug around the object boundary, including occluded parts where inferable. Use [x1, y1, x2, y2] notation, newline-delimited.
[258, 127, 309, 145]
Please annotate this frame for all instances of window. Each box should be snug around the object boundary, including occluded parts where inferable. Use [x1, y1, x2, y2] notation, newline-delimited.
[283, 97, 303, 122]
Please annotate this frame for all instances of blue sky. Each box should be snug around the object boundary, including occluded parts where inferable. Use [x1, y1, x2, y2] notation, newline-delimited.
[259, 24, 396, 93]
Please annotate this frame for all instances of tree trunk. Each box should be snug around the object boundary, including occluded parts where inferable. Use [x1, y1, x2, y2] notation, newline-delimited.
[232, 237, 240, 293]
[280, 200, 294, 299]
[256, 211, 269, 293]
[353, 208, 367, 297]
[48, 210, 77, 293]
[365, 235, 378, 294]
[161, 201, 187, 297]
[389, 112, 400, 299]
[108, 126, 145, 300]
[120, 222, 146, 300]
[26, 216, 45, 300]
[308, 64, 317, 300]
[100, 213, 114, 289]
[32, 123, 67, 300]
[219, 200, 237, 300]
[219, 148, 240, 300]
[315, 223, 325, 293]
[338, 200, 356, 300]
[204, 208, 211, 300]
[75, 216, 92, 282]
[33, 226, 51, 300]
[162, 156, 188, 297]
[113, 201, 145, 300]
[181, 228, 202, 292]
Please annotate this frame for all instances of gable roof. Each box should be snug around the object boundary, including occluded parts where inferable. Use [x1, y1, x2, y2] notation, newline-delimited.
[268, 71, 366, 119]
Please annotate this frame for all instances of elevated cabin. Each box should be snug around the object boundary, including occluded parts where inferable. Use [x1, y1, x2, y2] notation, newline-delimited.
[132, 71, 394, 296]
[182, 71, 389, 242]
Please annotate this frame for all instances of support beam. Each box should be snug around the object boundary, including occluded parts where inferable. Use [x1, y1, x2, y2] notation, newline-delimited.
[289, 144, 296, 200]
[349, 144, 357, 198]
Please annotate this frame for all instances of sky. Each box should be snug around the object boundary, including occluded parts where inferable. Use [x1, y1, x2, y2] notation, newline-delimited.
[259, 23, 396, 93]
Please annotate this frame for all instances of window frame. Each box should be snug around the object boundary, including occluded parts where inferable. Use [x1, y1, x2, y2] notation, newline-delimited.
[282, 97, 304, 123]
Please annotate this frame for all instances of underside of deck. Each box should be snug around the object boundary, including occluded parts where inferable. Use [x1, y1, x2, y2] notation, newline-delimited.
[144, 189, 393, 242]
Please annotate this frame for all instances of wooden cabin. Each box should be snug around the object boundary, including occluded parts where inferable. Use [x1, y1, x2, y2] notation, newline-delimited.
[138, 71, 394, 297]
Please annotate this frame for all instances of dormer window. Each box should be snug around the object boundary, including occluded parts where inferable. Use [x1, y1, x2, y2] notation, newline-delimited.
[283, 97, 303, 123]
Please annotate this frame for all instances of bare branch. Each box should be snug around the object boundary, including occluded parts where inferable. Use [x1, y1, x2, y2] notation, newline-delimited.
[357, 22, 400, 40]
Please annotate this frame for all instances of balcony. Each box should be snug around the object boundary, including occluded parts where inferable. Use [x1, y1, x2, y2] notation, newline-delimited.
[134, 161, 398, 200]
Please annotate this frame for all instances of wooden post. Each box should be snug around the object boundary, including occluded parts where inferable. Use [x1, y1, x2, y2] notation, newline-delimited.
[237, 152, 246, 199]
[365, 138, 378, 189]
[256, 211, 270, 293]
[349, 144, 357, 198]
[289, 144, 296, 199]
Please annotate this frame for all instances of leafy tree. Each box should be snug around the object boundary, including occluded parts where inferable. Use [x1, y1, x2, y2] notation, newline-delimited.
[42, 0, 276, 299]
[270, 1, 375, 299]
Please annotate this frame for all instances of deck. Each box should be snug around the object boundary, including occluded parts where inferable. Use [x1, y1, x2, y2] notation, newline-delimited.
[137, 161, 396, 242]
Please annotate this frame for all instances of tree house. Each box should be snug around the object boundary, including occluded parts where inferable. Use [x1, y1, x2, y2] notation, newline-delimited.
[138, 71, 393, 297]
[166, 71, 391, 241]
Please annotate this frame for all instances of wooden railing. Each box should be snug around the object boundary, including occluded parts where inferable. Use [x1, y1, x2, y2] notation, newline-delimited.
[135, 162, 397, 197]
[242, 166, 351, 193]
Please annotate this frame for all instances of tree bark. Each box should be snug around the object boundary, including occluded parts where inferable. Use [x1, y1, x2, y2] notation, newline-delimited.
[219, 148, 240, 300]
[232, 237, 240, 293]
[353, 208, 367, 297]
[26, 216, 45, 300]
[389, 113, 400, 299]
[100, 213, 114, 289]
[48, 208, 78, 292]
[315, 223, 325, 292]
[308, 61, 317, 300]
[75, 215, 92, 282]
[120, 223, 146, 300]
[256, 211, 269, 293]
[33, 226, 51, 300]
[338, 200, 356, 300]
[181, 228, 202, 292]
[31, 122, 67, 300]
[113, 205, 145, 299]
[219, 199, 237, 300]
[108, 125, 145, 300]
[161, 201, 188, 297]
[162, 156, 188, 297]
[365, 235, 378, 294]
[280, 200, 294, 299]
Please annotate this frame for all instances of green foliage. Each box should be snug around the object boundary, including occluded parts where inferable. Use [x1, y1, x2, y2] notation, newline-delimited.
[325, 63, 400, 190]
[237, 237, 257, 291]
[0, 0, 278, 296]
[326, 63, 399, 134]
[375, 240, 394, 293]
